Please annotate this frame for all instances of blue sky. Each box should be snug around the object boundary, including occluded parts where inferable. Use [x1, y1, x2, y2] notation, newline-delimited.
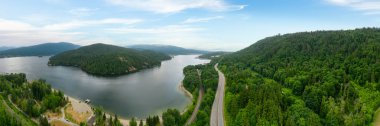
[0, 0, 379, 51]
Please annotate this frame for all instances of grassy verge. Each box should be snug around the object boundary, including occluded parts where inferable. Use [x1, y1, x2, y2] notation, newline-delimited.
[371, 108, 380, 126]
[0, 95, 38, 126]
[64, 105, 77, 124]
[50, 120, 71, 126]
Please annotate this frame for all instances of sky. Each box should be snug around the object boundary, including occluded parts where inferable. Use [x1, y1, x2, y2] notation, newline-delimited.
[0, 0, 379, 51]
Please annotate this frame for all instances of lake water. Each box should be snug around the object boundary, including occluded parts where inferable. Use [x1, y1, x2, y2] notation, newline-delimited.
[0, 55, 209, 118]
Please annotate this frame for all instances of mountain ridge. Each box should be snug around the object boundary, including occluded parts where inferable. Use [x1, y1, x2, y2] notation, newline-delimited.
[127, 44, 209, 55]
[0, 42, 80, 58]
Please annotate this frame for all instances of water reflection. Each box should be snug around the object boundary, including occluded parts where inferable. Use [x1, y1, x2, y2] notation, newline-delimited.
[0, 55, 209, 118]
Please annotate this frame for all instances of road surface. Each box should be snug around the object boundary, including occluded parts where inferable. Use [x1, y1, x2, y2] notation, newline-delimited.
[210, 63, 226, 126]
[87, 115, 96, 126]
[185, 69, 204, 126]
[9, 94, 77, 126]
[48, 107, 78, 126]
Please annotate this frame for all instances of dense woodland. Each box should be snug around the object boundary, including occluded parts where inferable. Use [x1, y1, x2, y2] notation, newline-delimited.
[0, 42, 79, 58]
[145, 115, 160, 126]
[49, 43, 171, 76]
[198, 51, 230, 59]
[93, 107, 123, 126]
[217, 28, 380, 125]
[183, 64, 218, 126]
[0, 96, 22, 126]
[0, 73, 68, 126]
[139, 64, 218, 126]
[158, 64, 218, 126]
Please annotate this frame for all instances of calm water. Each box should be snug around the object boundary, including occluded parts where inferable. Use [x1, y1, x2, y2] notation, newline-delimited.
[0, 55, 209, 118]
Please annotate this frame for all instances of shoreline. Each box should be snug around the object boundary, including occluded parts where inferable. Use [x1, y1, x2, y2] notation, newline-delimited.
[59, 95, 92, 126]
[64, 94, 139, 126]
[179, 81, 193, 100]
[178, 81, 195, 115]
[116, 80, 192, 125]
[59, 82, 190, 126]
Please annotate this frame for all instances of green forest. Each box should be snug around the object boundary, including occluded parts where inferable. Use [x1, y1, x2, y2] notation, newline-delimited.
[198, 51, 230, 59]
[92, 107, 123, 126]
[180, 64, 218, 126]
[217, 28, 380, 125]
[0, 95, 23, 126]
[0, 73, 67, 126]
[157, 64, 219, 126]
[49, 43, 171, 76]
[139, 64, 218, 126]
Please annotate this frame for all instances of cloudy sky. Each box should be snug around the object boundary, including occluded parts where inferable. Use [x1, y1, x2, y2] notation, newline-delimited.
[0, 0, 379, 51]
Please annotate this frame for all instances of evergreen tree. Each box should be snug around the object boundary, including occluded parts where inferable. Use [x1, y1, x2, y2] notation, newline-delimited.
[140, 120, 144, 126]
[130, 117, 137, 126]
[40, 116, 50, 126]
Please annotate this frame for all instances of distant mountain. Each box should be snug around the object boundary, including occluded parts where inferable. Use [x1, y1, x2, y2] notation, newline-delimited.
[0, 46, 14, 51]
[49, 43, 172, 76]
[0, 42, 80, 58]
[127, 44, 209, 55]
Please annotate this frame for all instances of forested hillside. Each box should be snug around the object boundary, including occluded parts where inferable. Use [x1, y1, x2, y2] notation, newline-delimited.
[0, 42, 79, 58]
[198, 51, 230, 59]
[128, 44, 209, 55]
[49, 43, 171, 76]
[0, 73, 67, 126]
[0, 46, 13, 51]
[218, 28, 380, 125]
[179, 64, 218, 126]
[140, 64, 218, 126]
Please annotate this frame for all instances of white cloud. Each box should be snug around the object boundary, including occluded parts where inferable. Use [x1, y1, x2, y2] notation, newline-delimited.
[0, 19, 81, 46]
[108, 25, 203, 34]
[0, 19, 36, 31]
[0, 18, 222, 50]
[0, 18, 142, 32]
[43, 0, 65, 3]
[106, 24, 218, 50]
[100, 18, 142, 24]
[121, 30, 216, 50]
[0, 18, 142, 46]
[43, 18, 142, 31]
[0, 31, 82, 46]
[326, 0, 380, 15]
[182, 16, 224, 24]
[69, 8, 98, 17]
[106, 0, 246, 13]
[327, 0, 352, 5]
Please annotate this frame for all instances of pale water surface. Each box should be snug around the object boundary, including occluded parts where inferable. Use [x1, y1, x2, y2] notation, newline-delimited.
[0, 55, 209, 118]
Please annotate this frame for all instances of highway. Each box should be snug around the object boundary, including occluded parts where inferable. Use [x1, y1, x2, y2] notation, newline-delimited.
[210, 63, 226, 126]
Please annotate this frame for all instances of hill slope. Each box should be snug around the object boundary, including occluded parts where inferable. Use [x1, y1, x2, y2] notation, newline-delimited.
[128, 44, 209, 55]
[218, 28, 380, 125]
[49, 43, 171, 76]
[0, 46, 13, 51]
[0, 42, 79, 58]
[198, 51, 231, 59]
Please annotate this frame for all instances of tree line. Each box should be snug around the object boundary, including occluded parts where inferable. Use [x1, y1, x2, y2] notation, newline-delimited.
[0, 73, 68, 126]
[49, 43, 171, 76]
[218, 28, 380, 125]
